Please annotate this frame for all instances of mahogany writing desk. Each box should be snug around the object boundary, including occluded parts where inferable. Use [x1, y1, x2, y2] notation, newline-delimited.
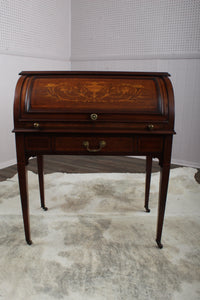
[13, 71, 175, 248]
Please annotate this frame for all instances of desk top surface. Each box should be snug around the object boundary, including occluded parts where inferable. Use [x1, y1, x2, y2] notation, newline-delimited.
[19, 71, 170, 77]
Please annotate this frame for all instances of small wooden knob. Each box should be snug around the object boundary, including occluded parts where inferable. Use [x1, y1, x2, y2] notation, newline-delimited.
[33, 122, 40, 128]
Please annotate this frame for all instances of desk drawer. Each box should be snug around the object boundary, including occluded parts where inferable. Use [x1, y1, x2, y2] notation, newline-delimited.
[138, 136, 163, 153]
[25, 136, 51, 151]
[55, 136, 135, 154]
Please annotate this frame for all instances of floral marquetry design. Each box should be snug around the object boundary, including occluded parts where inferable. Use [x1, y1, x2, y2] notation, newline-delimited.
[28, 76, 159, 113]
[44, 79, 151, 103]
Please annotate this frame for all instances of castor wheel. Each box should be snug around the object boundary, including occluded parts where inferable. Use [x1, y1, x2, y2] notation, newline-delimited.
[41, 206, 48, 211]
[145, 207, 151, 213]
[26, 239, 33, 245]
[156, 240, 163, 249]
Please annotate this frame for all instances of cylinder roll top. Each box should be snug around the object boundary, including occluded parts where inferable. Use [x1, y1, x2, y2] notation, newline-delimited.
[13, 71, 174, 133]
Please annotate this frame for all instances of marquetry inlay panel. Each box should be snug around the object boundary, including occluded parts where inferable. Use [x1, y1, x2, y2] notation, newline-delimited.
[26, 77, 160, 113]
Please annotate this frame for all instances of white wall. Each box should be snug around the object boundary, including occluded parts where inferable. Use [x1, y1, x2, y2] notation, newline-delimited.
[0, 55, 70, 169]
[71, 0, 200, 168]
[1, 0, 200, 169]
[71, 58, 200, 168]
[0, 0, 71, 169]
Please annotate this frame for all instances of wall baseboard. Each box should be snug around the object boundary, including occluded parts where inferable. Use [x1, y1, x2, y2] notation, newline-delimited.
[0, 159, 16, 170]
[171, 158, 200, 169]
[129, 156, 200, 169]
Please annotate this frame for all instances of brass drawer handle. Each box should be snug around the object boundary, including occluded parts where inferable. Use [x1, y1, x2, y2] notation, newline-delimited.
[83, 140, 106, 152]
[90, 113, 98, 121]
[33, 122, 40, 129]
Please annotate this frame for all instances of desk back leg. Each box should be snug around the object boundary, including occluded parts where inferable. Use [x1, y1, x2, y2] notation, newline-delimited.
[37, 155, 48, 211]
[145, 155, 152, 212]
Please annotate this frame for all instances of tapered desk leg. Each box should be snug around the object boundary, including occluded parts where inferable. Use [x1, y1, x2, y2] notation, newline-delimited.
[145, 156, 152, 212]
[37, 155, 48, 211]
[16, 134, 32, 245]
[156, 136, 172, 248]
[156, 163, 170, 249]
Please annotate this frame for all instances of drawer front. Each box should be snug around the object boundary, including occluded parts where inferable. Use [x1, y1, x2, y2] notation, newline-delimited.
[24, 134, 164, 155]
[25, 136, 51, 151]
[138, 136, 163, 153]
[55, 136, 135, 154]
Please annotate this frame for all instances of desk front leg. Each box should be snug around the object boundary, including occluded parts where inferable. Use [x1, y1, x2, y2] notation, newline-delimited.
[156, 136, 173, 249]
[16, 134, 32, 245]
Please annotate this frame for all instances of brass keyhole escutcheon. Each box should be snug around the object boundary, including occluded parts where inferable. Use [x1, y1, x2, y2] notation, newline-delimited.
[33, 122, 40, 129]
[90, 113, 98, 121]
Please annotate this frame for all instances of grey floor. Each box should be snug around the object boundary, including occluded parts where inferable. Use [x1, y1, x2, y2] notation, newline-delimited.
[0, 155, 184, 181]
